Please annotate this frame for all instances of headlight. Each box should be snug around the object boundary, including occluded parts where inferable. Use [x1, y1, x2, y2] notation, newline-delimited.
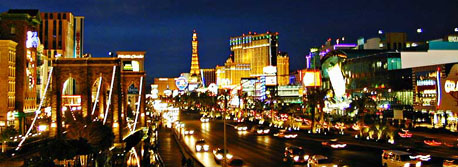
[304, 155, 309, 160]
[203, 145, 209, 151]
[196, 145, 202, 151]
[189, 130, 194, 134]
[257, 129, 263, 134]
[243, 127, 247, 130]
[264, 129, 270, 133]
[216, 154, 223, 160]
[416, 161, 421, 167]
[333, 165, 338, 167]
[404, 163, 410, 167]
[293, 156, 299, 161]
[227, 154, 233, 159]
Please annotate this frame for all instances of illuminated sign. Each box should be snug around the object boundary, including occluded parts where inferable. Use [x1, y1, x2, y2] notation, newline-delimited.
[327, 65, 346, 98]
[175, 76, 188, 91]
[26, 31, 39, 48]
[76, 32, 81, 56]
[128, 84, 139, 94]
[263, 66, 277, 75]
[417, 80, 436, 86]
[118, 55, 144, 59]
[448, 35, 458, 42]
[265, 76, 277, 86]
[445, 80, 458, 93]
[302, 71, 322, 87]
[208, 83, 218, 95]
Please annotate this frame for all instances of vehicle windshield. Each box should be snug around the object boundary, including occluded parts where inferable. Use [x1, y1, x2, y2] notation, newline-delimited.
[400, 155, 411, 161]
[229, 159, 244, 166]
[318, 159, 333, 164]
[217, 149, 229, 154]
[292, 149, 305, 155]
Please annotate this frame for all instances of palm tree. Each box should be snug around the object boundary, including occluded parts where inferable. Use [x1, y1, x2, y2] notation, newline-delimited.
[305, 88, 329, 133]
[347, 94, 377, 137]
[348, 95, 377, 125]
[65, 112, 114, 166]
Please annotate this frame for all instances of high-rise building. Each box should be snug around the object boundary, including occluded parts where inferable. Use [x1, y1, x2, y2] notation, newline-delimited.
[0, 9, 41, 132]
[201, 68, 216, 87]
[190, 30, 201, 83]
[277, 52, 289, 85]
[40, 12, 84, 96]
[39, 12, 84, 58]
[0, 40, 17, 130]
[216, 58, 250, 88]
[153, 78, 178, 97]
[230, 31, 279, 77]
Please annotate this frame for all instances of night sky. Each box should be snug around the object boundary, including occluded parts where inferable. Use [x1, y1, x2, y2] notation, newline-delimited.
[2, 0, 458, 81]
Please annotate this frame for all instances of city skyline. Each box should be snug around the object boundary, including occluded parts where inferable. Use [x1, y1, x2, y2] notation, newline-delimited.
[1, 0, 458, 79]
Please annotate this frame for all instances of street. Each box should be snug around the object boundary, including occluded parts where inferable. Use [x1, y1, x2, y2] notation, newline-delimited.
[177, 113, 386, 167]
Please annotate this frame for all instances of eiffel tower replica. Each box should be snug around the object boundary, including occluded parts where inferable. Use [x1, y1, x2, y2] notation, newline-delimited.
[189, 29, 202, 89]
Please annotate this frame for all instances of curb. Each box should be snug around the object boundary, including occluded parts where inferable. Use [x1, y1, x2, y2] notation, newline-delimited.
[172, 130, 205, 167]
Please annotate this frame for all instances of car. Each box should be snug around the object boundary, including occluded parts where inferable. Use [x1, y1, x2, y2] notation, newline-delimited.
[228, 156, 244, 167]
[274, 130, 297, 139]
[235, 124, 248, 131]
[234, 117, 244, 123]
[321, 139, 347, 149]
[183, 128, 194, 135]
[444, 159, 458, 167]
[195, 139, 209, 152]
[381, 150, 422, 167]
[398, 129, 413, 138]
[213, 148, 233, 164]
[423, 138, 442, 146]
[255, 126, 270, 135]
[308, 155, 339, 167]
[283, 146, 309, 164]
[200, 117, 210, 123]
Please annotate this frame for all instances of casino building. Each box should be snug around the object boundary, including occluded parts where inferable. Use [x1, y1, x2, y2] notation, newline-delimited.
[401, 35, 458, 131]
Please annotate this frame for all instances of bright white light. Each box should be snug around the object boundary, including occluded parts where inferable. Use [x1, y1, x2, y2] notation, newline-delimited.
[327, 65, 346, 98]
[103, 66, 116, 125]
[417, 28, 423, 33]
[38, 125, 47, 132]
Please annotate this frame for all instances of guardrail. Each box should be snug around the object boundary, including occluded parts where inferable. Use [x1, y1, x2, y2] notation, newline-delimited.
[172, 129, 205, 167]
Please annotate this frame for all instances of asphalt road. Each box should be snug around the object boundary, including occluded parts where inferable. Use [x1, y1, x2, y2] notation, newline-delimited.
[178, 113, 445, 167]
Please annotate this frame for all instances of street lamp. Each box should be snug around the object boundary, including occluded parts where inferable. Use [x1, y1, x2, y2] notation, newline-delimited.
[217, 89, 230, 167]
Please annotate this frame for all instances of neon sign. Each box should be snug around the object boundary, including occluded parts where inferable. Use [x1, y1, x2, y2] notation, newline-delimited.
[417, 80, 436, 86]
[175, 76, 188, 91]
[445, 80, 458, 93]
[26, 31, 39, 48]
[118, 55, 144, 59]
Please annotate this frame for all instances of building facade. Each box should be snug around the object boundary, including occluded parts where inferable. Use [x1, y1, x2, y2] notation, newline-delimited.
[277, 52, 289, 86]
[230, 31, 278, 77]
[0, 40, 17, 130]
[0, 10, 41, 133]
[39, 12, 84, 58]
[201, 68, 216, 87]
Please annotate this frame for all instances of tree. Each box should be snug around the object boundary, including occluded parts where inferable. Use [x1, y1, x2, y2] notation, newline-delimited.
[348, 95, 377, 125]
[305, 88, 329, 133]
[0, 126, 18, 142]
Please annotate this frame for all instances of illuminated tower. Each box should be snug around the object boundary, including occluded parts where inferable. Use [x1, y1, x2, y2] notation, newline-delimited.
[190, 30, 201, 83]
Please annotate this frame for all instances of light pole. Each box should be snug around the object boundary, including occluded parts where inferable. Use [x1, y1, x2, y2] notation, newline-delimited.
[223, 89, 228, 167]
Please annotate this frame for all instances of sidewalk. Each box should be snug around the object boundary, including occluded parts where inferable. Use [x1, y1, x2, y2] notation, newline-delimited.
[158, 127, 183, 167]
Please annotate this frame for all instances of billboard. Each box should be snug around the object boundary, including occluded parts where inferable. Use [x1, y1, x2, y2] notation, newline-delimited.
[175, 76, 188, 91]
[265, 76, 277, 86]
[327, 65, 346, 98]
[302, 71, 321, 87]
